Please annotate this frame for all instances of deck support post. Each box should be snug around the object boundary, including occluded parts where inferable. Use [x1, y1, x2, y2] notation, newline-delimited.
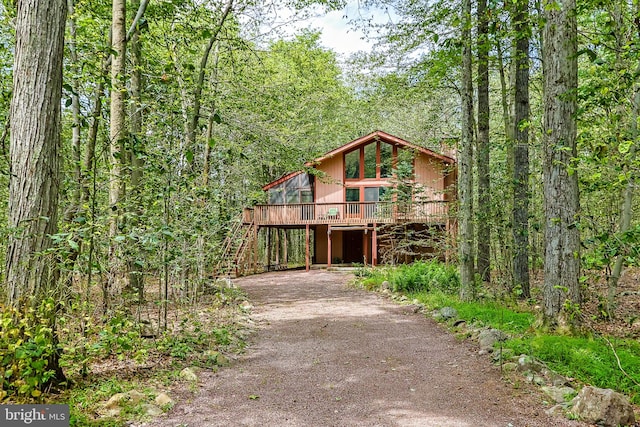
[363, 228, 369, 265]
[327, 225, 332, 269]
[372, 223, 378, 266]
[305, 224, 310, 271]
[266, 227, 271, 272]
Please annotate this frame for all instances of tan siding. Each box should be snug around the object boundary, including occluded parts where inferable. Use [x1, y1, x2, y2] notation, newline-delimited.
[314, 225, 343, 263]
[315, 155, 344, 203]
[414, 154, 446, 201]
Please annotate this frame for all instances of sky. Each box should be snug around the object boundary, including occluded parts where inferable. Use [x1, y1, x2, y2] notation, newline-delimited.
[285, 2, 394, 58]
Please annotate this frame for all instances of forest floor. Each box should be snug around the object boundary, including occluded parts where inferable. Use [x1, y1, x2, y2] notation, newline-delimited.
[143, 270, 588, 427]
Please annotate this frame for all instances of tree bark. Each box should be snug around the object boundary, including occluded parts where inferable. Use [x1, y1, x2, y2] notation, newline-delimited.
[5, 0, 66, 303]
[476, 0, 491, 283]
[542, 0, 581, 328]
[127, 0, 145, 300]
[512, 0, 531, 298]
[458, 0, 475, 300]
[107, 0, 127, 301]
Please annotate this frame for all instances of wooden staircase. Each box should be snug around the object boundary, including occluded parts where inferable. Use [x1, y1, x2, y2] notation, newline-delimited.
[213, 219, 258, 278]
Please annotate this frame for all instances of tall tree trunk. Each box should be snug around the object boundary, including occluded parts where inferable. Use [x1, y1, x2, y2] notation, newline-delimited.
[107, 0, 127, 302]
[6, 0, 66, 303]
[542, 0, 581, 328]
[458, 0, 475, 300]
[5, 0, 67, 385]
[512, 0, 531, 298]
[127, 0, 145, 300]
[476, 0, 491, 283]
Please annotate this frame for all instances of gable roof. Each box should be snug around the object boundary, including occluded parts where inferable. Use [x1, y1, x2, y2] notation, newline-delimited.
[262, 130, 456, 191]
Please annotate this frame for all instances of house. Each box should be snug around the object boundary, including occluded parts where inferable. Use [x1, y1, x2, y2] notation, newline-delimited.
[238, 130, 456, 273]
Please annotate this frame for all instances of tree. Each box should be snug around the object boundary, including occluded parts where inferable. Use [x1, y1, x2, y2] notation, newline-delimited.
[4, 0, 67, 385]
[458, 0, 475, 300]
[512, 0, 531, 298]
[542, 0, 580, 327]
[5, 0, 67, 303]
[476, 0, 491, 283]
[107, 0, 127, 302]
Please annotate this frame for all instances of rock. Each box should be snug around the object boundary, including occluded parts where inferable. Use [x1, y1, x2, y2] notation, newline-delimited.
[570, 386, 636, 427]
[545, 404, 569, 417]
[541, 386, 576, 403]
[155, 392, 174, 407]
[142, 404, 163, 416]
[180, 367, 199, 382]
[103, 407, 121, 418]
[104, 392, 128, 409]
[127, 390, 147, 404]
[478, 329, 508, 352]
[439, 307, 458, 319]
[240, 300, 253, 311]
[381, 281, 390, 291]
[517, 355, 545, 373]
[501, 362, 518, 372]
[492, 348, 514, 362]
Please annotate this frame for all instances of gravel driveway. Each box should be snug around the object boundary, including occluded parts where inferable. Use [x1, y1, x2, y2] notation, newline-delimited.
[149, 270, 586, 427]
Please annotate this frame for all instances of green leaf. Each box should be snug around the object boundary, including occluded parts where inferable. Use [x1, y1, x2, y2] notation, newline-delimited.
[186, 150, 194, 164]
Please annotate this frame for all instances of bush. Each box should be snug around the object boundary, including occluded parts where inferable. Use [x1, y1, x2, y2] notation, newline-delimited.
[388, 260, 459, 294]
[0, 298, 59, 401]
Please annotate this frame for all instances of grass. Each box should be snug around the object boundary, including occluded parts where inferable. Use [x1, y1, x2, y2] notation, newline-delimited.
[354, 261, 640, 404]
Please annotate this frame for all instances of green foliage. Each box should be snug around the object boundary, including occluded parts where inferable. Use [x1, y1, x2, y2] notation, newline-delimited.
[388, 260, 459, 294]
[355, 261, 459, 294]
[0, 299, 59, 401]
[504, 335, 640, 404]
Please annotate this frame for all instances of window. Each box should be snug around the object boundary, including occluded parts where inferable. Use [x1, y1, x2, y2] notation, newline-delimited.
[300, 190, 313, 203]
[345, 150, 360, 179]
[346, 187, 360, 202]
[345, 142, 397, 180]
[364, 143, 376, 178]
[380, 143, 393, 178]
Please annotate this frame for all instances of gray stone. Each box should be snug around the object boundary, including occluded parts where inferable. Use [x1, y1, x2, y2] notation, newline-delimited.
[478, 329, 508, 352]
[545, 404, 569, 417]
[127, 390, 147, 404]
[180, 367, 199, 382]
[439, 307, 458, 319]
[541, 386, 576, 403]
[492, 348, 514, 362]
[155, 392, 174, 407]
[104, 393, 127, 409]
[498, 362, 518, 372]
[517, 355, 545, 373]
[142, 404, 163, 417]
[381, 281, 390, 291]
[570, 386, 636, 427]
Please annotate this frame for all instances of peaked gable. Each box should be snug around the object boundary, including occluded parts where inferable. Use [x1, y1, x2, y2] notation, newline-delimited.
[262, 130, 455, 191]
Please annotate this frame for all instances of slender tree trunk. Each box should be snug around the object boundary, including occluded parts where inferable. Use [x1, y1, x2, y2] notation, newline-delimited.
[6, 0, 66, 303]
[476, 0, 491, 283]
[512, 0, 531, 298]
[186, 0, 233, 147]
[127, 0, 145, 300]
[107, 0, 127, 302]
[458, 0, 475, 300]
[542, 0, 581, 328]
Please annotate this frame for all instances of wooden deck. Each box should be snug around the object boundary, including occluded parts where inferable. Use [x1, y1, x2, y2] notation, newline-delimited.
[244, 201, 451, 227]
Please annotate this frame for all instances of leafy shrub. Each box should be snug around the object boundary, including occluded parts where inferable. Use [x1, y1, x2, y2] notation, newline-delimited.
[388, 260, 459, 294]
[0, 298, 59, 401]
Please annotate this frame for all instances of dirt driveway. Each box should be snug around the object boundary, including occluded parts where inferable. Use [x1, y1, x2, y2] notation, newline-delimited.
[149, 270, 585, 427]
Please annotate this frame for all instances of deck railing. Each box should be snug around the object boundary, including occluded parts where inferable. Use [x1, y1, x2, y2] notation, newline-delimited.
[244, 201, 450, 226]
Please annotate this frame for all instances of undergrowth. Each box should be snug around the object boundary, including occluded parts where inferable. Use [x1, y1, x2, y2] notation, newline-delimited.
[354, 261, 640, 404]
[1, 284, 250, 425]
